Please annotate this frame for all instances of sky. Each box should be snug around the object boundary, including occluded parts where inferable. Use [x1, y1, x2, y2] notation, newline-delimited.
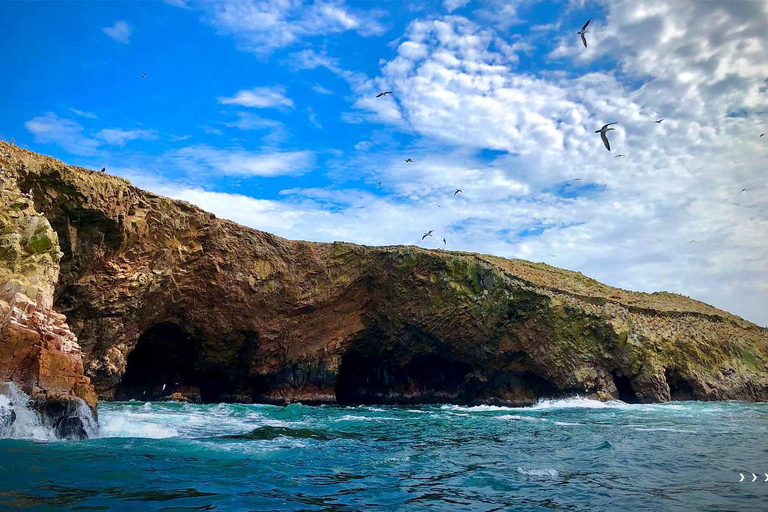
[1, 0, 767, 325]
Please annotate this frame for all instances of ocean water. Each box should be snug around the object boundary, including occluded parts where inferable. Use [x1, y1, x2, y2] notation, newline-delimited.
[2, 397, 768, 511]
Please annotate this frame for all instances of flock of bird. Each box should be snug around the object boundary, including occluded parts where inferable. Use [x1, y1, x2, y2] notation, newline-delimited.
[365, 19, 764, 248]
[6, 18, 762, 253]
[370, 20, 671, 246]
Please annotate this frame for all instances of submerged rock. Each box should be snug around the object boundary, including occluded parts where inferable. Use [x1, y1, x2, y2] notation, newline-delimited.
[1, 140, 767, 408]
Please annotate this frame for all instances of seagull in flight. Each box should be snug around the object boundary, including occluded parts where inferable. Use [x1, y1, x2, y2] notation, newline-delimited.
[572, 178, 581, 181]
[141, 74, 146, 79]
[595, 123, 618, 151]
[689, 240, 697, 244]
[405, 158, 413, 163]
[654, 119, 664, 124]
[761, 133, 765, 137]
[614, 154, 625, 158]
[741, 188, 747, 193]
[376, 91, 393, 98]
[577, 20, 590, 48]
[422, 230, 434, 240]
[454, 189, 463, 196]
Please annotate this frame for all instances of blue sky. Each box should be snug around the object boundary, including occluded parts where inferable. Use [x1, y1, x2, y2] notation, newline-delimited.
[1, 0, 767, 324]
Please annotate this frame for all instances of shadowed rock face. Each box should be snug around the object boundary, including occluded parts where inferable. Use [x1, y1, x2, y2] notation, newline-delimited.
[2, 141, 768, 408]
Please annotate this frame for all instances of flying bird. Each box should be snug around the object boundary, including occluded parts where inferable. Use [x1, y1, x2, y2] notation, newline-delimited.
[761, 133, 765, 137]
[689, 240, 696, 244]
[442, 238, 447, 245]
[654, 119, 664, 124]
[141, 74, 146, 79]
[577, 19, 590, 48]
[378, 181, 382, 186]
[100, 166, 106, 173]
[435, 204, 442, 208]
[595, 122, 618, 151]
[421, 230, 434, 240]
[572, 178, 581, 181]
[454, 189, 463, 196]
[405, 158, 413, 163]
[614, 154, 625, 158]
[741, 188, 747, 193]
[376, 91, 393, 98]
[162, 383, 167, 391]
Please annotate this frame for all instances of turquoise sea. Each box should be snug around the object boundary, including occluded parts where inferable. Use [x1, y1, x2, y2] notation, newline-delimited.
[2, 398, 768, 511]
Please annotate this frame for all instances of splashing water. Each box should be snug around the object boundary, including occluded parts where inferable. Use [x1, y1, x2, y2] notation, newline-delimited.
[1, 398, 768, 510]
[0, 382, 98, 440]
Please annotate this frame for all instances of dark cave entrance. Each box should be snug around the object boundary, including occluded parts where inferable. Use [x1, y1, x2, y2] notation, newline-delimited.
[612, 372, 639, 404]
[665, 370, 695, 401]
[115, 322, 232, 402]
[335, 351, 474, 405]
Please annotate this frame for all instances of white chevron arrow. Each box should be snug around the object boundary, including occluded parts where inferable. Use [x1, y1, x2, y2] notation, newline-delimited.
[740, 473, 745, 482]
[752, 473, 758, 482]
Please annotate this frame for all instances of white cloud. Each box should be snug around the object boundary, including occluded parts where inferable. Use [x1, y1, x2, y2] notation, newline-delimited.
[307, 107, 322, 129]
[69, 108, 97, 119]
[218, 86, 294, 108]
[223, 112, 287, 143]
[96, 128, 156, 146]
[312, 83, 333, 95]
[25, 113, 157, 154]
[199, 0, 386, 55]
[103, 20, 131, 44]
[25, 113, 100, 155]
[171, 144, 314, 177]
[443, 0, 470, 13]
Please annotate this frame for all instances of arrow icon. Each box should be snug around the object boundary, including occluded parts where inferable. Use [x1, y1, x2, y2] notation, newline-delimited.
[740, 473, 745, 482]
[752, 473, 758, 482]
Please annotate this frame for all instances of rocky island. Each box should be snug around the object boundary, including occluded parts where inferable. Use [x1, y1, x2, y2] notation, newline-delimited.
[1, 141, 767, 437]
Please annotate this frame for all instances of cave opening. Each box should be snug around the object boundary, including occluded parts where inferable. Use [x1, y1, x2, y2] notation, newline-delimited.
[335, 351, 474, 405]
[665, 370, 695, 401]
[115, 322, 231, 402]
[612, 372, 639, 404]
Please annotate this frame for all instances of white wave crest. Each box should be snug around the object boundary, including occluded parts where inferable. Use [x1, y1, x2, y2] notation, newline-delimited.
[98, 412, 179, 439]
[517, 467, 559, 477]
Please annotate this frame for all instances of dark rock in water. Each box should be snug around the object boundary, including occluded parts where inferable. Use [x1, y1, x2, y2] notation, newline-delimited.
[34, 396, 95, 440]
[1, 141, 768, 408]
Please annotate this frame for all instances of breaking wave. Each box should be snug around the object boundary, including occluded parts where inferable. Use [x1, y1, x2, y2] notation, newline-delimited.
[0, 382, 97, 440]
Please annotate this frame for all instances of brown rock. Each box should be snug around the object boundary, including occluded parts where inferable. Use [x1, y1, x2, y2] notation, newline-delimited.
[1, 141, 767, 409]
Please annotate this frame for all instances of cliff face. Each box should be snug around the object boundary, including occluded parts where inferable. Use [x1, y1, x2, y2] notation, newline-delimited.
[0, 146, 97, 438]
[1, 140, 767, 408]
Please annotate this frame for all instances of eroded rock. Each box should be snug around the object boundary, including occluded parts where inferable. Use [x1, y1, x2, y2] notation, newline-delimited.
[1, 141, 767, 408]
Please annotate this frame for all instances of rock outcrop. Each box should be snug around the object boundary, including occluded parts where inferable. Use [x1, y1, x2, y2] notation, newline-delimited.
[1, 140, 767, 409]
[0, 154, 97, 438]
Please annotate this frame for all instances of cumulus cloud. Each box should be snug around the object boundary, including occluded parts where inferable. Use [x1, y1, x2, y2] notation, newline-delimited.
[171, 144, 314, 177]
[218, 86, 294, 108]
[103, 20, 131, 44]
[195, 0, 386, 54]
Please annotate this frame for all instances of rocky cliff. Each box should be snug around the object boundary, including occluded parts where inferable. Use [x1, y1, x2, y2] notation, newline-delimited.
[0, 145, 98, 438]
[1, 140, 767, 412]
